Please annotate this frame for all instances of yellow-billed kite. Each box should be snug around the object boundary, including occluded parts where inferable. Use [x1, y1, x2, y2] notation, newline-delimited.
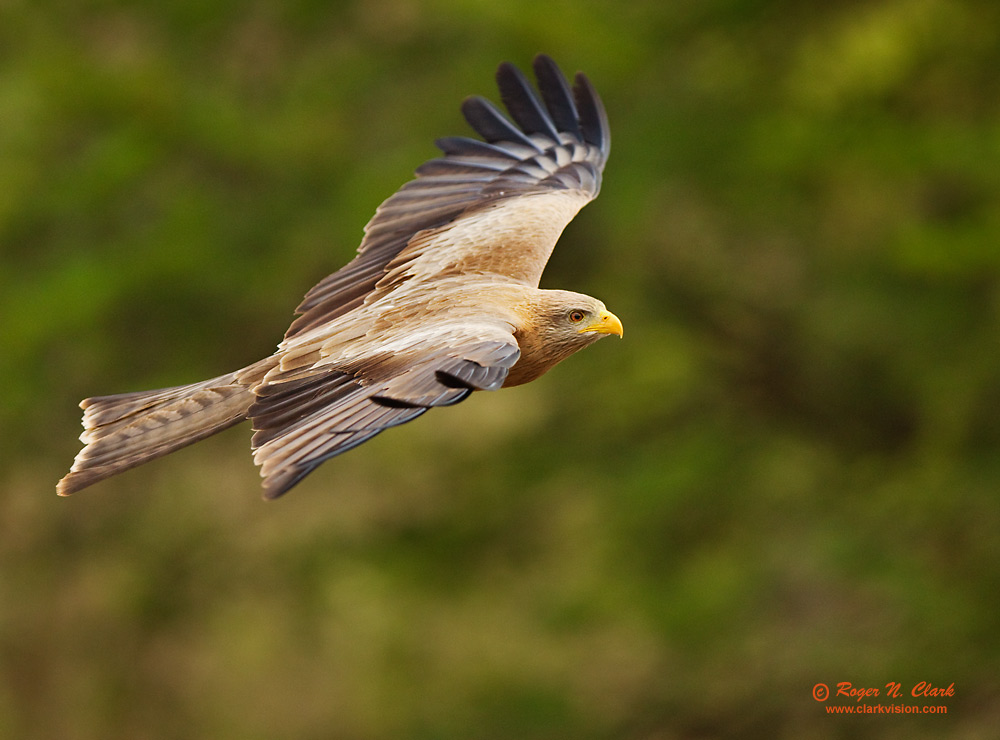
[58, 54, 622, 498]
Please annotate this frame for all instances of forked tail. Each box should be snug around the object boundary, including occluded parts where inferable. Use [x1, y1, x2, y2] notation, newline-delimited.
[57, 371, 256, 495]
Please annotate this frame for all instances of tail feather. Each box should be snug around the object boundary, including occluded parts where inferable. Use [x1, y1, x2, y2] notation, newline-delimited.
[57, 372, 254, 496]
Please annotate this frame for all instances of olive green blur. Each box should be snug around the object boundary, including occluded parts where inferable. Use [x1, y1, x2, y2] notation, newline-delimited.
[2, 1, 998, 738]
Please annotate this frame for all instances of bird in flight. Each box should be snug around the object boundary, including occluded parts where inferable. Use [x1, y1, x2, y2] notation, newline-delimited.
[58, 54, 622, 499]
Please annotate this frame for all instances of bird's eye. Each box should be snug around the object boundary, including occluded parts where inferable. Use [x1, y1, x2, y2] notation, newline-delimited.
[569, 310, 586, 323]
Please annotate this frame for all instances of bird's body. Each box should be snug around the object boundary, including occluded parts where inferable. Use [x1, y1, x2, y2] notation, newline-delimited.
[58, 55, 621, 498]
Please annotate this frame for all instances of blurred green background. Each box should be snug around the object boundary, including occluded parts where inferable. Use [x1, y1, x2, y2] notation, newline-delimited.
[2, 0, 999, 738]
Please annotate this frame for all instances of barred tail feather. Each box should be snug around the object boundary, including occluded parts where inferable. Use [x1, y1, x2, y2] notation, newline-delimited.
[57, 372, 254, 495]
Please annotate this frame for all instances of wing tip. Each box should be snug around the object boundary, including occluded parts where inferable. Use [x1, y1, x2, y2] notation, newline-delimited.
[56, 467, 96, 497]
[505, 54, 609, 157]
[529, 53, 563, 79]
[572, 70, 610, 156]
[261, 481, 292, 500]
[467, 55, 609, 155]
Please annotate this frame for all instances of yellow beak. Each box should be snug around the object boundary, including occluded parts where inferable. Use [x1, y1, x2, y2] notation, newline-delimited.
[579, 310, 624, 338]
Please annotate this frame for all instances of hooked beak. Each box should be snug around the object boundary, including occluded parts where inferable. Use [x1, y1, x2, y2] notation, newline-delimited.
[578, 310, 624, 338]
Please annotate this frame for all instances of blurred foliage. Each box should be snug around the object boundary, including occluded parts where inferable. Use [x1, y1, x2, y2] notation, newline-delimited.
[2, 0, 1000, 738]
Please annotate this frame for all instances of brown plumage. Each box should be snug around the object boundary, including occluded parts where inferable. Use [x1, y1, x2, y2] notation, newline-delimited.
[58, 54, 623, 499]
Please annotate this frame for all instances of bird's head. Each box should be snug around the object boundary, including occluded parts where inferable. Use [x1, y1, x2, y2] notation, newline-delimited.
[506, 289, 622, 386]
[533, 288, 623, 344]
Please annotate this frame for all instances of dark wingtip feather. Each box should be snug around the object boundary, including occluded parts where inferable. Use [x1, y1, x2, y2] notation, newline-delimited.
[531, 54, 581, 137]
[573, 71, 610, 156]
[496, 61, 561, 141]
[461, 96, 539, 150]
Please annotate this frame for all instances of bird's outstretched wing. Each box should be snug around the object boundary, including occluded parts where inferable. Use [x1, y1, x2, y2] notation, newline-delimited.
[285, 54, 610, 339]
